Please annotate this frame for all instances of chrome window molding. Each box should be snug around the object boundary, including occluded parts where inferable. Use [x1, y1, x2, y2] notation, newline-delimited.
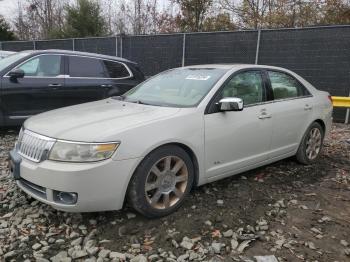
[244, 95, 314, 108]
[207, 94, 315, 111]
[271, 94, 313, 103]
[9, 115, 32, 120]
[4, 53, 133, 80]
[3, 76, 65, 79]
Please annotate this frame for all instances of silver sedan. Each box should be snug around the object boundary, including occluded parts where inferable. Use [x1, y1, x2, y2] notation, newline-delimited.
[10, 64, 333, 217]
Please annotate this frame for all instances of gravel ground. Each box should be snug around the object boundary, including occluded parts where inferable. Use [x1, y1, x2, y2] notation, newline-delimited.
[0, 124, 349, 262]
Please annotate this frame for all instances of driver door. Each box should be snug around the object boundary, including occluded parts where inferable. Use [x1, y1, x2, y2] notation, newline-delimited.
[1, 54, 65, 125]
[204, 70, 273, 180]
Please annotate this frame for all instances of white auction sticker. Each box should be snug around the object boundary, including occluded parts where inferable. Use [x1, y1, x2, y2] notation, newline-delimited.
[186, 75, 211, 81]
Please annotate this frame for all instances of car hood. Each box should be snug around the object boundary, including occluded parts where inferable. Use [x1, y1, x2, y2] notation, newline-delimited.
[24, 99, 181, 142]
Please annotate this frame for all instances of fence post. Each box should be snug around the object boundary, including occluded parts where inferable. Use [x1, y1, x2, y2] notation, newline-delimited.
[182, 33, 186, 67]
[255, 29, 261, 65]
[33, 41, 36, 50]
[72, 38, 75, 51]
[120, 36, 123, 58]
[115, 36, 118, 56]
[0, 42, 2, 50]
[345, 90, 350, 124]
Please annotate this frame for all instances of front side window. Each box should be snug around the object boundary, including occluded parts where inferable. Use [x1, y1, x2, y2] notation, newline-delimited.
[122, 68, 227, 107]
[102, 60, 130, 78]
[268, 71, 309, 100]
[220, 71, 264, 106]
[69, 56, 105, 78]
[18, 55, 62, 77]
[0, 52, 30, 72]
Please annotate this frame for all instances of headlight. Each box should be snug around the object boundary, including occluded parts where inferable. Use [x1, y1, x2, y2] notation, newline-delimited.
[49, 141, 119, 162]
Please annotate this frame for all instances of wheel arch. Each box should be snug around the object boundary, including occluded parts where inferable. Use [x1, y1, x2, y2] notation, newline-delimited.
[297, 118, 326, 154]
[123, 142, 200, 211]
[123, 141, 200, 208]
[313, 119, 326, 133]
[163, 142, 200, 187]
[138, 142, 200, 187]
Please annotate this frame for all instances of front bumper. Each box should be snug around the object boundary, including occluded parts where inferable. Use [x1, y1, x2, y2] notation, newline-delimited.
[10, 150, 141, 212]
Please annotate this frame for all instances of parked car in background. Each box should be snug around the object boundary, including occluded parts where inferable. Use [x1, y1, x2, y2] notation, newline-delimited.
[0, 50, 144, 126]
[9, 64, 333, 217]
[0, 50, 15, 59]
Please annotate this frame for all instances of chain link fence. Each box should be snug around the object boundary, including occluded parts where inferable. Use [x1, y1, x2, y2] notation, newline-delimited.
[1, 25, 349, 122]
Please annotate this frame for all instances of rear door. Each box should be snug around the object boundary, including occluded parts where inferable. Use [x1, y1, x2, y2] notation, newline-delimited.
[1, 54, 65, 125]
[61, 55, 108, 107]
[265, 70, 314, 158]
[62, 56, 137, 107]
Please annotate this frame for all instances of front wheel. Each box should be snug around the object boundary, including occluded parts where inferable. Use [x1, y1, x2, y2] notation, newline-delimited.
[127, 145, 194, 218]
[296, 122, 324, 165]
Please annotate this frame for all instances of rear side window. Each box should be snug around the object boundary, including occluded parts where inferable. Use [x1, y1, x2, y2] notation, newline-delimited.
[268, 71, 310, 100]
[102, 60, 130, 78]
[69, 56, 105, 78]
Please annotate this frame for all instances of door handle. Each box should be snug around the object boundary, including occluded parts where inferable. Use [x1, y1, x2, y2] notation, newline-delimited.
[304, 104, 313, 111]
[101, 84, 112, 88]
[48, 84, 62, 87]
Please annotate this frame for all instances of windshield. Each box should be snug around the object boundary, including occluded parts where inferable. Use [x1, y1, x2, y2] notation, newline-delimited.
[0, 52, 30, 72]
[122, 68, 227, 107]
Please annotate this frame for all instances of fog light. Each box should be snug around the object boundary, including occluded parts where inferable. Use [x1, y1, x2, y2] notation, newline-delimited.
[55, 191, 78, 205]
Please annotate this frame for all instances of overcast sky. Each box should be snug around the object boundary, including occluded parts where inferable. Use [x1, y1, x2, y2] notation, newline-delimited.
[0, 0, 17, 20]
[0, 0, 172, 24]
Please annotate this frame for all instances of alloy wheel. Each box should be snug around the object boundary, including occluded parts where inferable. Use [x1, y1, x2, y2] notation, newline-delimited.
[305, 127, 322, 160]
[145, 156, 188, 209]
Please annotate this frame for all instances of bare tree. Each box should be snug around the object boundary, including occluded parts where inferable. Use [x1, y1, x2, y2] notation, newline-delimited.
[220, 0, 349, 29]
[175, 0, 214, 32]
[13, 0, 67, 40]
[220, 0, 271, 29]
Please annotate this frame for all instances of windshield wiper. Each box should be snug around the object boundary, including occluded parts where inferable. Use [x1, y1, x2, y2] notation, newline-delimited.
[111, 95, 125, 100]
[132, 100, 152, 105]
[112, 95, 154, 105]
[116, 98, 153, 105]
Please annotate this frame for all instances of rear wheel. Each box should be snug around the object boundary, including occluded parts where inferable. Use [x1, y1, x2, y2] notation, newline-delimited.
[127, 145, 194, 218]
[296, 122, 324, 165]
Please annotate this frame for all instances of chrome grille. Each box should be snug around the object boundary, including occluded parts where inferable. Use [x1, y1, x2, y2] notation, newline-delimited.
[18, 129, 55, 162]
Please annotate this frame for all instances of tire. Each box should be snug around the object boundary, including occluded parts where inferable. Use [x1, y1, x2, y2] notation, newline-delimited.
[127, 145, 194, 218]
[296, 122, 324, 165]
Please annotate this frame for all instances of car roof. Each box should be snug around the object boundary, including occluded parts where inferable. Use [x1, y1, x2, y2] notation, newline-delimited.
[18, 49, 135, 64]
[0, 50, 15, 54]
[182, 64, 288, 71]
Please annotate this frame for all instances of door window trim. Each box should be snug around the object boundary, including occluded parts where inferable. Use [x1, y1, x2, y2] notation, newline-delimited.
[66, 54, 133, 80]
[264, 69, 313, 103]
[4, 54, 64, 79]
[4, 53, 134, 80]
[205, 68, 269, 115]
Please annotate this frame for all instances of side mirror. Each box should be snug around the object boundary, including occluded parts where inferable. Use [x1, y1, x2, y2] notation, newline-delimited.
[218, 97, 244, 112]
[8, 69, 25, 80]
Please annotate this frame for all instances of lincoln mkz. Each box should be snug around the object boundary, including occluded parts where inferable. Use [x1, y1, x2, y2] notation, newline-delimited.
[10, 64, 333, 217]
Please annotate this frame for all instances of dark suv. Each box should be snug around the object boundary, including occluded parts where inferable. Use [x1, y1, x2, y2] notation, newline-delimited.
[0, 50, 145, 126]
